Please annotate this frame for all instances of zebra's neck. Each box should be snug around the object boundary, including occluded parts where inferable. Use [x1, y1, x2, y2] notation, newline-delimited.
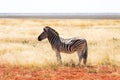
[47, 32, 61, 47]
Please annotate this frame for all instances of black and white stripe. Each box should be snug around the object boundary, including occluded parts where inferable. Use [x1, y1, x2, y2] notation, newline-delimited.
[38, 26, 88, 65]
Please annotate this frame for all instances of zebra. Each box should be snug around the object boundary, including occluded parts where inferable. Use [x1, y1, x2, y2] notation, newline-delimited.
[38, 26, 88, 66]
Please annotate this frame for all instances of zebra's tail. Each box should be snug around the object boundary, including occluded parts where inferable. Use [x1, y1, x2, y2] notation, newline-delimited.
[83, 41, 88, 65]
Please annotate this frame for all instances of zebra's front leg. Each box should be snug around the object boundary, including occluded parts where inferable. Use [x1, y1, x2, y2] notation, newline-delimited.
[77, 51, 83, 66]
[56, 51, 62, 65]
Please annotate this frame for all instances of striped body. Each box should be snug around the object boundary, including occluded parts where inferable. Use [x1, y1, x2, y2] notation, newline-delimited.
[38, 26, 88, 65]
[59, 38, 87, 53]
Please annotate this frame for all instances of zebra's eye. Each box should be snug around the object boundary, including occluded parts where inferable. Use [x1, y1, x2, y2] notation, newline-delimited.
[44, 28, 46, 32]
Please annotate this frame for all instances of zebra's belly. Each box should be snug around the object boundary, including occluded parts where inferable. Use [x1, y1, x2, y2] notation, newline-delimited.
[52, 46, 76, 54]
[59, 43, 79, 53]
[61, 50, 76, 54]
[60, 47, 76, 54]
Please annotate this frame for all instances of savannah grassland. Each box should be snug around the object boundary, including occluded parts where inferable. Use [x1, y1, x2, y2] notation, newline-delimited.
[0, 19, 120, 80]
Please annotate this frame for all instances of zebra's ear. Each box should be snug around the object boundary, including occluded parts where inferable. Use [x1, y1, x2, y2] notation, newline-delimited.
[43, 28, 46, 32]
[44, 26, 50, 32]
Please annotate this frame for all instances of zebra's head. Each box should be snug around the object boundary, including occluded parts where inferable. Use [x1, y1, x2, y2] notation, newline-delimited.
[38, 26, 49, 41]
[38, 26, 59, 41]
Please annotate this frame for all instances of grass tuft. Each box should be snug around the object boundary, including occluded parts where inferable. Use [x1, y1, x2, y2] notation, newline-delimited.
[22, 40, 29, 44]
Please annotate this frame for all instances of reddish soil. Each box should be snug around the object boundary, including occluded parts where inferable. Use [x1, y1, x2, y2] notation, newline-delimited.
[0, 65, 120, 80]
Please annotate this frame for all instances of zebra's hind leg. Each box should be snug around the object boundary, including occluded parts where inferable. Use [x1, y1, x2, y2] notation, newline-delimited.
[83, 46, 88, 65]
[83, 54, 87, 65]
[77, 51, 83, 66]
[56, 51, 62, 65]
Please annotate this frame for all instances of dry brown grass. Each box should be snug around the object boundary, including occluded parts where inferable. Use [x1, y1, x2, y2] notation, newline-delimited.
[0, 19, 120, 67]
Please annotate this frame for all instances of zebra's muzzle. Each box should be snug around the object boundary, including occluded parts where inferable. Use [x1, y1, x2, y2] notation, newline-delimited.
[38, 37, 42, 41]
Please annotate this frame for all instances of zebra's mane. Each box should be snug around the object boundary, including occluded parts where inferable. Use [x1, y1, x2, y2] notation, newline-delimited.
[45, 26, 59, 36]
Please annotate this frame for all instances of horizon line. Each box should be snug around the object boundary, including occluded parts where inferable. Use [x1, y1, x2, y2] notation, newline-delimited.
[0, 13, 120, 19]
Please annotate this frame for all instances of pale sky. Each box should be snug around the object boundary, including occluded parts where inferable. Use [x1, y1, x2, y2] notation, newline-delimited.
[0, 0, 120, 13]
